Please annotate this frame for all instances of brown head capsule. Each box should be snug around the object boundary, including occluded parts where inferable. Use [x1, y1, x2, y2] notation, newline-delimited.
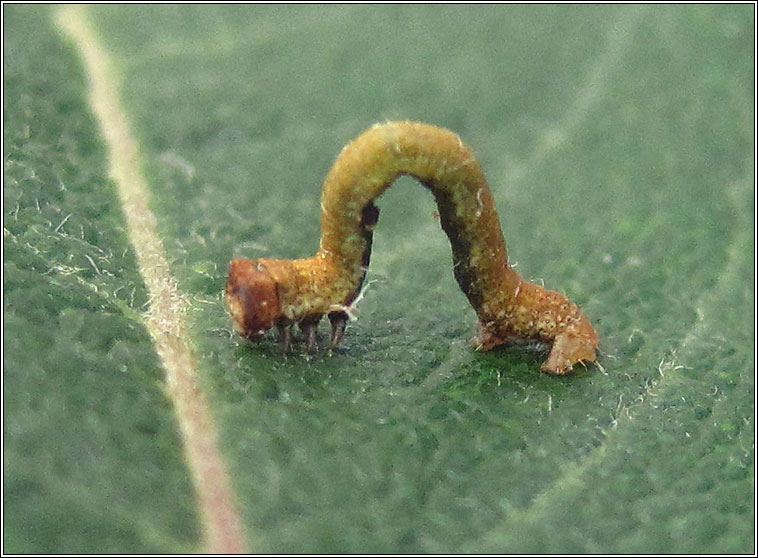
[226, 258, 281, 340]
[226, 121, 599, 374]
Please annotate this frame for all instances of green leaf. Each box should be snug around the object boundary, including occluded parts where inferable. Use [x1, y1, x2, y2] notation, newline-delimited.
[4, 4, 753, 553]
[3, 5, 197, 553]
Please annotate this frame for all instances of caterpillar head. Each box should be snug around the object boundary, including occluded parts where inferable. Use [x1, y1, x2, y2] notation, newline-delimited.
[226, 258, 281, 340]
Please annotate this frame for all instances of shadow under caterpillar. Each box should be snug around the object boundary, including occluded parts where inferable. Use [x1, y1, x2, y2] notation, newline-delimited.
[226, 121, 598, 374]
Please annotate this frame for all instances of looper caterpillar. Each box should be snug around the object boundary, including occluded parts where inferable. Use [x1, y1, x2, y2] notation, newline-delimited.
[226, 121, 598, 374]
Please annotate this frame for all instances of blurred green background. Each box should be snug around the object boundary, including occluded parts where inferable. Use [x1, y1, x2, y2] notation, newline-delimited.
[4, 4, 754, 553]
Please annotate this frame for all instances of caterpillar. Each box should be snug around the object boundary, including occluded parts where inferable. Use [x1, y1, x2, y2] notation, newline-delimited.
[226, 121, 598, 374]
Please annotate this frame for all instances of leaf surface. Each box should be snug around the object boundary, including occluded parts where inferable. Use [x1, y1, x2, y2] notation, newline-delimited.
[4, 4, 754, 553]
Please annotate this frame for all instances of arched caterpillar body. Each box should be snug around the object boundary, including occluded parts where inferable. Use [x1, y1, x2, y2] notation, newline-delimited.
[226, 121, 598, 374]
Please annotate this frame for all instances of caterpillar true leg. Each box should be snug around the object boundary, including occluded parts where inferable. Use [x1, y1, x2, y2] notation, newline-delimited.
[298, 315, 321, 353]
[328, 311, 349, 350]
[226, 121, 598, 374]
[276, 319, 292, 354]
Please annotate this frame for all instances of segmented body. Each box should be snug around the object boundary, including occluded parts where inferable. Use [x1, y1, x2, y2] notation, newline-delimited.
[226, 121, 598, 373]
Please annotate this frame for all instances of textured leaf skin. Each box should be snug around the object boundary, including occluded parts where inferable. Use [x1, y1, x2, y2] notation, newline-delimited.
[4, 4, 754, 553]
[4, 6, 198, 553]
